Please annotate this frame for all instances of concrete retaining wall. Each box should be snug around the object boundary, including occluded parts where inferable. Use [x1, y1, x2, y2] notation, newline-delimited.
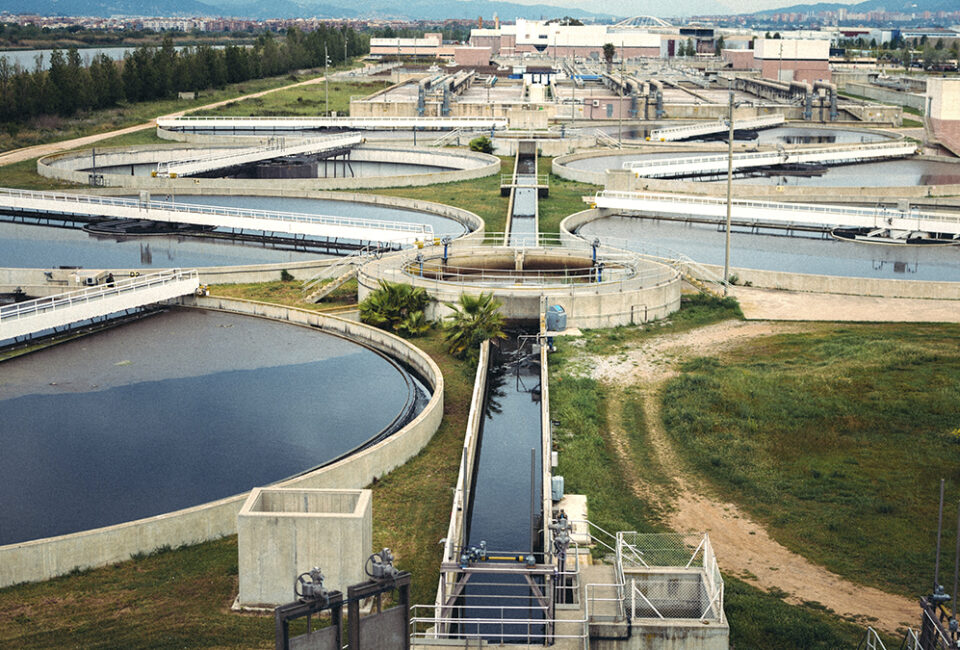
[0, 297, 443, 588]
[38, 144, 500, 191]
[843, 82, 926, 112]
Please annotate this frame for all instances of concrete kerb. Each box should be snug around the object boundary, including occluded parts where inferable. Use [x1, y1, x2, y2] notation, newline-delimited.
[0, 296, 444, 589]
[559, 208, 960, 300]
[38, 143, 500, 191]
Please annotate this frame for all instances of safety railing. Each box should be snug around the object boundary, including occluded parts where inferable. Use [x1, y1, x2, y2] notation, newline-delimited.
[594, 190, 960, 230]
[153, 132, 362, 176]
[0, 187, 433, 236]
[648, 115, 784, 140]
[300, 246, 379, 294]
[500, 174, 550, 186]
[616, 532, 724, 622]
[0, 269, 198, 324]
[158, 115, 508, 127]
[622, 140, 917, 174]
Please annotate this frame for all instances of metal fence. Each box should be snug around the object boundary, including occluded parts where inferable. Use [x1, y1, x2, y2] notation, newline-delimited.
[617, 532, 724, 622]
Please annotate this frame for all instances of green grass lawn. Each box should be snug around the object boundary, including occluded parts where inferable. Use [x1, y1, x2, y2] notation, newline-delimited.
[549, 303, 887, 649]
[660, 323, 960, 598]
[368, 156, 599, 236]
[192, 80, 390, 118]
[0, 70, 334, 154]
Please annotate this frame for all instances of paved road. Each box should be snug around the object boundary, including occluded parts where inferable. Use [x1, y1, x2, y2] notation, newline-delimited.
[732, 285, 960, 322]
[0, 73, 329, 168]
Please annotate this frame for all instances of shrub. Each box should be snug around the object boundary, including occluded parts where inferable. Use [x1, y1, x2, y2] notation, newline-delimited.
[468, 135, 494, 154]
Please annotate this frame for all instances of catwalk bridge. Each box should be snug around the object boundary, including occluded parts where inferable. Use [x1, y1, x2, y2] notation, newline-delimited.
[623, 141, 916, 178]
[157, 116, 508, 132]
[647, 115, 785, 142]
[592, 190, 960, 239]
[0, 269, 199, 342]
[0, 188, 433, 245]
[152, 132, 363, 178]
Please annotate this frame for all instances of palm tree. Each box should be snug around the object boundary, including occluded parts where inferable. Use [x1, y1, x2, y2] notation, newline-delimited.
[359, 280, 432, 336]
[442, 292, 507, 360]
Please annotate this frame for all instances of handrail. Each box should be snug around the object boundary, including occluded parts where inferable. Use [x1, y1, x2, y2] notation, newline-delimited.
[154, 132, 362, 176]
[595, 190, 960, 228]
[0, 187, 433, 235]
[1, 269, 198, 323]
[622, 140, 917, 174]
[649, 114, 784, 139]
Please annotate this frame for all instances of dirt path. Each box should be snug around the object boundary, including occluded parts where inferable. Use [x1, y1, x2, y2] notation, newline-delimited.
[0, 73, 329, 167]
[585, 320, 918, 634]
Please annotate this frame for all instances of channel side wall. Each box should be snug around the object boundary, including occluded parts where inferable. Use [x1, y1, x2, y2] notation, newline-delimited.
[559, 208, 960, 300]
[38, 145, 500, 191]
[0, 297, 444, 588]
[436, 339, 490, 617]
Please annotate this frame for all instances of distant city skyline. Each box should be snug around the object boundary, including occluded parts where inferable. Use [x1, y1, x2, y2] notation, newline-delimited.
[485, 0, 865, 19]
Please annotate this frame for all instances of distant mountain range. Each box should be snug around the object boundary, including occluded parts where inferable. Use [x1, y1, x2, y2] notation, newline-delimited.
[751, 0, 959, 16]
[2, 0, 618, 20]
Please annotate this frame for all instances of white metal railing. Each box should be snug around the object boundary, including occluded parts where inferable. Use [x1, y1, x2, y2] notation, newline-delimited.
[616, 532, 724, 622]
[431, 128, 464, 147]
[594, 190, 960, 232]
[153, 132, 362, 177]
[0, 269, 198, 325]
[300, 246, 378, 294]
[500, 174, 549, 186]
[648, 114, 784, 141]
[158, 115, 508, 129]
[622, 141, 917, 177]
[0, 187, 432, 237]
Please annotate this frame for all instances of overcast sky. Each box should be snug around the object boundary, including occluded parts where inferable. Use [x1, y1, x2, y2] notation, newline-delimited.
[498, 0, 863, 18]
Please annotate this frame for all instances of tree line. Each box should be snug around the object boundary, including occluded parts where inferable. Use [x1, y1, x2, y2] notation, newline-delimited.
[0, 25, 368, 124]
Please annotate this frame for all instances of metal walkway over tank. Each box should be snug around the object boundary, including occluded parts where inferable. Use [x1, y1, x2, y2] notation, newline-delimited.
[648, 115, 785, 142]
[0, 188, 433, 245]
[156, 116, 508, 132]
[623, 141, 917, 178]
[593, 190, 960, 239]
[0, 269, 199, 342]
[152, 132, 362, 178]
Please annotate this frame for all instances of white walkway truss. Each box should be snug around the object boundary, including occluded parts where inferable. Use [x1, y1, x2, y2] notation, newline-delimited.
[0, 187, 433, 245]
[593, 190, 960, 238]
[157, 116, 508, 131]
[623, 141, 917, 178]
[648, 115, 785, 142]
[1, 269, 200, 341]
[152, 132, 363, 178]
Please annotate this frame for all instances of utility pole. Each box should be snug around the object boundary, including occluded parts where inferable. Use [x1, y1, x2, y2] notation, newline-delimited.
[325, 45, 330, 117]
[618, 42, 624, 149]
[723, 88, 734, 295]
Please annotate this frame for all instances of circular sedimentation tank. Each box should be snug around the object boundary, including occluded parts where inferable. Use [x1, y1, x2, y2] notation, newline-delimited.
[0, 307, 430, 546]
[561, 209, 960, 292]
[38, 143, 499, 190]
[0, 192, 479, 271]
[358, 239, 682, 329]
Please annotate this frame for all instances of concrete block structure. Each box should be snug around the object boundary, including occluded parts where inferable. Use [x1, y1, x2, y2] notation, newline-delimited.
[471, 20, 661, 59]
[926, 77, 960, 157]
[237, 488, 372, 608]
[754, 38, 830, 84]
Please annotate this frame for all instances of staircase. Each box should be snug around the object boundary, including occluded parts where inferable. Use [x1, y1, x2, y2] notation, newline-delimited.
[300, 247, 375, 303]
[304, 267, 359, 303]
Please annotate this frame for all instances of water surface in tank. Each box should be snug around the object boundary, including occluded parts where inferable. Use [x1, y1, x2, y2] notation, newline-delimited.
[0, 308, 426, 545]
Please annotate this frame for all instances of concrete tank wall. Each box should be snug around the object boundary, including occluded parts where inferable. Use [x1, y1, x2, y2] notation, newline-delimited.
[0, 297, 443, 588]
[38, 145, 500, 191]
